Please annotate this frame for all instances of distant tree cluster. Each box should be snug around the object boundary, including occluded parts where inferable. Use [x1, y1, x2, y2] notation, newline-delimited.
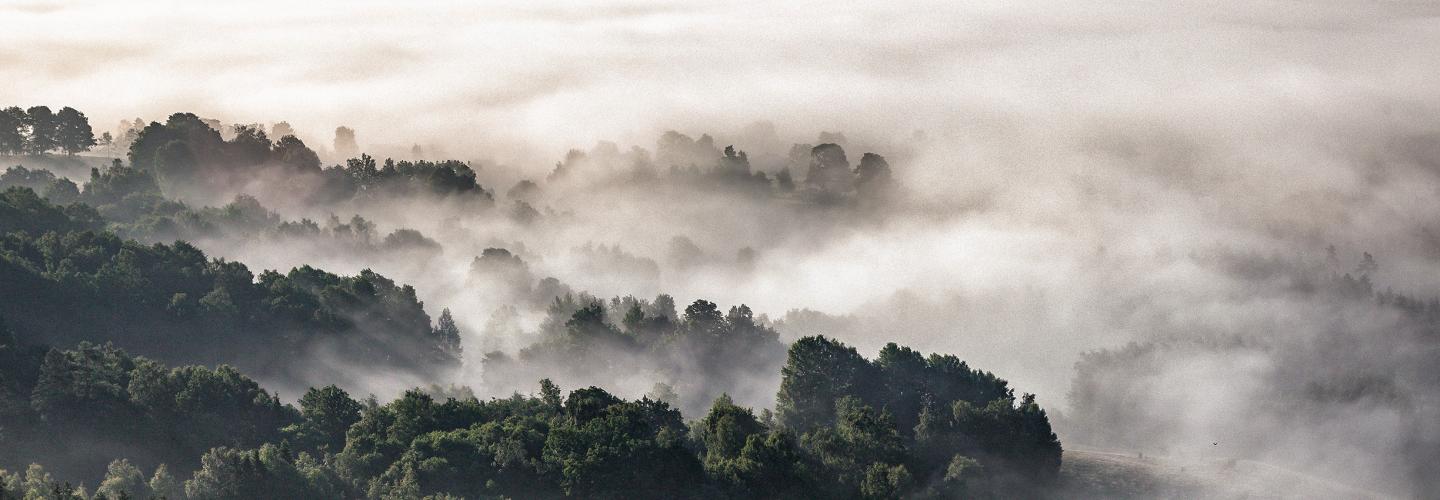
[314, 154, 492, 206]
[1, 163, 444, 262]
[119, 113, 494, 208]
[127, 113, 321, 197]
[0, 106, 96, 156]
[483, 294, 788, 415]
[533, 130, 897, 206]
[0, 323, 1060, 499]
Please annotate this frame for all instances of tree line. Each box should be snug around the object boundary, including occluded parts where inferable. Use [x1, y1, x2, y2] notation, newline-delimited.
[0, 321, 1060, 499]
[0, 185, 460, 391]
[0, 106, 97, 156]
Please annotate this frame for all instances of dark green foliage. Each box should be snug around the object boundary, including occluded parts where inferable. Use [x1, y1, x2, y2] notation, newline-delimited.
[0, 105, 93, 156]
[0, 167, 83, 206]
[0, 107, 25, 155]
[695, 394, 765, 467]
[286, 385, 364, 454]
[693, 394, 819, 497]
[0, 187, 103, 235]
[312, 155, 494, 206]
[0, 192, 458, 388]
[542, 392, 702, 498]
[777, 336, 1061, 498]
[80, 161, 165, 222]
[1, 335, 1060, 499]
[0, 166, 56, 192]
[775, 335, 875, 432]
[184, 444, 342, 499]
[23, 107, 57, 155]
[0, 342, 296, 485]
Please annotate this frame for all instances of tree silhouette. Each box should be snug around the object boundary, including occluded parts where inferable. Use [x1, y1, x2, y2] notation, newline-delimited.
[23, 106, 57, 155]
[54, 107, 96, 155]
[0, 107, 25, 155]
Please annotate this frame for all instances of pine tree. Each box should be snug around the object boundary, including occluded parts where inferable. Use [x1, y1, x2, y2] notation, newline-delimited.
[434, 308, 462, 356]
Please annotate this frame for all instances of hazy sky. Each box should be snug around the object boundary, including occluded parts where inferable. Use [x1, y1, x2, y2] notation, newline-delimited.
[4, 0, 1439, 162]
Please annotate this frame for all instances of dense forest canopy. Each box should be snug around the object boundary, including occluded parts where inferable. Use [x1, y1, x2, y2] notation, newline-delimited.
[0, 185, 459, 391]
[0, 315, 1059, 498]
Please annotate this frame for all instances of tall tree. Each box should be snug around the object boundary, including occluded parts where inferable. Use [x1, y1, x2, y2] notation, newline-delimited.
[270, 121, 295, 139]
[270, 135, 321, 173]
[54, 107, 96, 155]
[434, 308, 462, 356]
[294, 385, 363, 453]
[0, 107, 25, 155]
[333, 126, 358, 158]
[23, 106, 58, 155]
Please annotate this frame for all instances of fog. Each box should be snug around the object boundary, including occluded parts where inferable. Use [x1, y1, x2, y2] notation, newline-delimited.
[6, 0, 1440, 496]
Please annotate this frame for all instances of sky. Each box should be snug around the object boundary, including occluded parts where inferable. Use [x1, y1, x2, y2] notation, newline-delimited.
[4, 0, 1438, 165]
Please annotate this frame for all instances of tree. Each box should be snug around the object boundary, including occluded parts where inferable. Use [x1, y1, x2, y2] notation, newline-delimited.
[683, 300, 725, 334]
[270, 121, 295, 139]
[805, 143, 851, 192]
[333, 126, 358, 159]
[226, 125, 269, 166]
[55, 107, 96, 155]
[854, 152, 893, 196]
[860, 463, 912, 500]
[433, 308, 462, 357]
[775, 168, 796, 192]
[42, 178, 79, 205]
[0, 107, 24, 155]
[539, 379, 563, 410]
[294, 385, 363, 453]
[270, 135, 320, 173]
[184, 445, 317, 499]
[776, 336, 873, 432]
[23, 106, 57, 155]
[696, 394, 766, 471]
[148, 464, 183, 500]
[96, 459, 148, 499]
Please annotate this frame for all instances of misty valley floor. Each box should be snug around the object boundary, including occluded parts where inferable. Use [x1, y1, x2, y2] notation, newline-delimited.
[1059, 448, 1388, 499]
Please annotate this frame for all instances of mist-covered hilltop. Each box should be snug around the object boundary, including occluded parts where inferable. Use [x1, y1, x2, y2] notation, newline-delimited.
[0, 107, 1071, 499]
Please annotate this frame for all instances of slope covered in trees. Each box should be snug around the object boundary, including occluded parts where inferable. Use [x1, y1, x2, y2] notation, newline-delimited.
[0, 107, 1067, 498]
[0, 326, 1060, 499]
[0, 186, 460, 389]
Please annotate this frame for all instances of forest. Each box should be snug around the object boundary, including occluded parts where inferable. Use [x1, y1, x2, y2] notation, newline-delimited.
[7, 97, 1438, 500]
[10, 2, 1440, 497]
[0, 107, 1062, 499]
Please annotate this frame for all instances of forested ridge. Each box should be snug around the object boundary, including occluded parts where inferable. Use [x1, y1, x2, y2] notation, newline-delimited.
[0, 328, 1059, 499]
[0, 186, 460, 388]
[0, 107, 1063, 499]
